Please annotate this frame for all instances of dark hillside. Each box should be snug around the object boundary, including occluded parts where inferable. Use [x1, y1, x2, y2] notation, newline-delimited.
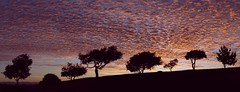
[1, 68, 240, 92]
[61, 67, 240, 92]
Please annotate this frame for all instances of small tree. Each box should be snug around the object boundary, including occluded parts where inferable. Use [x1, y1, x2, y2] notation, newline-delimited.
[39, 73, 61, 91]
[164, 59, 178, 72]
[39, 73, 61, 87]
[216, 45, 238, 68]
[3, 54, 32, 85]
[185, 50, 207, 70]
[126, 51, 162, 73]
[61, 63, 87, 80]
[79, 46, 122, 78]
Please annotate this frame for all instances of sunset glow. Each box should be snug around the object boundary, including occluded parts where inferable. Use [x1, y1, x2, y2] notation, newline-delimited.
[0, 0, 239, 82]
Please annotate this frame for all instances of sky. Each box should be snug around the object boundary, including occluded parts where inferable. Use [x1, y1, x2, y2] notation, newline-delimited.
[0, 0, 239, 82]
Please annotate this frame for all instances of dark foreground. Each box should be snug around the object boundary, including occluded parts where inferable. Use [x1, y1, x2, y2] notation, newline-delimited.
[1, 68, 240, 92]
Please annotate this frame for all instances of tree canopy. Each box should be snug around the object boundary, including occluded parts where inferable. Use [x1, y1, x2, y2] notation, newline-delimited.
[216, 45, 238, 68]
[185, 50, 207, 70]
[79, 46, 122, 78]
[61, 62, 87, 80]
[39, 73, 61, 87]
[3, 54, 33, 85]
[39, 73, 61, 90]
[126, 51, 162, 73]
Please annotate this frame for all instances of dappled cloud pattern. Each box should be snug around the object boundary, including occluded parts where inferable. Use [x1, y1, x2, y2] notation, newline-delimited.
[0, 0, 239, 80]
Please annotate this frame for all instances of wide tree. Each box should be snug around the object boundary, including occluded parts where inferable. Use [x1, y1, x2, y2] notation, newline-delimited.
[216, 45, 238, 68]
[61, 62, 87, 80]
[39, 73, 61, 91]
[39, 73, 61, 86]
[79, 46, 122, 78]
[126, 51, 162, 73]
[185, 50, 207, 70]
[163, 59, 178, 72]
[3, 54, 33, 85]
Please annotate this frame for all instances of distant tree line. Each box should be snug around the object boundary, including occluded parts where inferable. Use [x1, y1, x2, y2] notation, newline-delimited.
[2, 45, 238, 85]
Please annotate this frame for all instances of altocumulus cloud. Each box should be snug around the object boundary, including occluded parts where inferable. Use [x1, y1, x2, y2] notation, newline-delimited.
[0, 0, 239, 81]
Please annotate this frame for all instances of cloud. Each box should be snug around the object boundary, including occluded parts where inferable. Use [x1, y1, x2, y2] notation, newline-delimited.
[0, 0, 239, 81]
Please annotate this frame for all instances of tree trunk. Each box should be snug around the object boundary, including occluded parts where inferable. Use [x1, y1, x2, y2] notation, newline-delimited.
[191, 59, 195, 70]
[16, 79, 19, 86]
[223, 64, 226, 68]
[192, 64, 195, 70]
[138, 70, 144, 74]
[141, 70, 144, 73]
[191, 59, 196, 70]
[95, 67, 99, 78]
[193, 60, 196, 70]
[141, 67, 145, 73]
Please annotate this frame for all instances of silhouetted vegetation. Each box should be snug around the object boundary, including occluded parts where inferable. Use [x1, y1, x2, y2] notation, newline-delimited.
[2, 54, 33, 85]
[79, 46, 122, 78]
[163, 59, 178, 71]
[61, 62, 87, 80]
[185, 50, 207, 70]
[1, 68, 240, 92]
[1, 45, 239, 92]
[39, 73, 61, 91]
[216, 45, 238, 68]
[126, 51, 162, 73]
[59, 68, 240, 92]
[39, 73, 61, 86]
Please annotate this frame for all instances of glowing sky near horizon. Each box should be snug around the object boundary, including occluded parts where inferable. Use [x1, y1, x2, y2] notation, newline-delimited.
[0, 0, 239, 82]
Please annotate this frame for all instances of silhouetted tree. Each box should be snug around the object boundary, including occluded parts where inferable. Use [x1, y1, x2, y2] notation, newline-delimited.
[61, 62, 87, 80]
[216, 45, 238, 68]
[79, 46, 122, 78]
[126, 51, 162, 73]
[185, 50, 207, 70]
[3, 54, 32, 85]
[164, 59, 178, 72]
[39, 73, 61, 90]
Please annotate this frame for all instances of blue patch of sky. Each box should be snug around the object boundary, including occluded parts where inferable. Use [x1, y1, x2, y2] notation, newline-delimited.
[145, 21, 155, 27]
[79, 9, 86, 16]
[134, 21, 140, 28]
[122, 19, 129, 26]
[89, 14, 97, 19]
[189, 12, 198, 18]
[162, 0, 173, 3]
[101, 1, 114, 10]
[78, 21, 84, 25]
[52, 58, 79, 64]
[0, 0, 12, 9]
[178, 0, 185, 5]
[82, 0, 96, 5]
